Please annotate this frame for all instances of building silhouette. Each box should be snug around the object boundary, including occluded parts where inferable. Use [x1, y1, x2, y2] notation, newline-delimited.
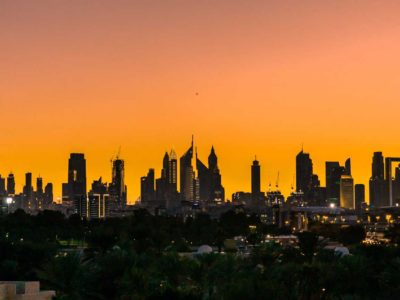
[180, 137, 195, 202]
[326, 159, 350, 206]
[63, 153, 87, 207]
[355, 184, 365, 212]
[369, 152, 388, 208]
[296, 150, 313, 195]
[340, 175, 354, 209]
[36, 177, 44, 210]
[109, 158, 127, 208]
[0, 175, 6, 197]
[141, 169, 155, 203]
[88, 177, 110, 219]
[169, 149, 178, 192]
[44, 183, 53, 207]
[7, 173, 15, 196]
[195, 146, 225, 204]
[196, 151, 211, 202]
[23, 172, 34, 210]
[251, 157, 261, 204]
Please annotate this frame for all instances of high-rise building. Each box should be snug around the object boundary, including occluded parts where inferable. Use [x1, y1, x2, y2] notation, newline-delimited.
[180, 137, 195, 201]
[369, 152, 388, 208]
[340, 175, 354, 209]
[109, 158, 127, 208]
[44, 183, 53, 206]
[36, 177, 43, 195]
[7, 173, 15, 196]
[326, 160, 349, 206]
[355, 184, 365, 212]
[296, 150, 313, 195]
[154, 149, 180, 208]
[63, 153, 87, 205]
[251, 158, 261, 203]
[196, 153, 210, 201]
[372, 152, 384, 179]
[23, 172, 34, 209]
[0, 175, 6, 197]
[36, 177, 44, 210]
[141, 169, 155, 203]
[208, 147, 225, 203]
[88, 177, 109, 219]
[168, 149, 178, 191]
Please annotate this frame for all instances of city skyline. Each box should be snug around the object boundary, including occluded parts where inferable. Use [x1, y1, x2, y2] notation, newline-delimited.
[2, 1, 400, 202]
[2, 142, 400, 204]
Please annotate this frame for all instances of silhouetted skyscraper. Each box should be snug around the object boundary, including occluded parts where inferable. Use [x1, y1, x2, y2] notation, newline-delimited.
[0, 175, 6, 197]
[326, 160, 348, 206]
[208, 146, 225, 203]
[35, 177, 44, 210]
[196, 152, 210, 201]
[372, 152, 384, 179]
[44, 183, 53, 206]
[296, 150, 313, 195]
[36, 177, 43, 195]
[340, 175, 354, 209]
[23, 172, 33, 210]
[88, 177, 110, 219]
[109, 158, 127, 207]
[355, 184, 365, 212]
[369, 152, 387, 208]
[64, 153, 87, 205]
[251, 158, 261, 203]
[180, 137, 195, 201]
[345, 158, 351, 176]
[141, 169, 155, 203]
[169, 149, 177, 191]
[7, 173, 15, 196]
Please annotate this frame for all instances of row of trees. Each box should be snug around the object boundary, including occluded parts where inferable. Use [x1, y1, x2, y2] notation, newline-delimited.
[1, 209, 400, 299]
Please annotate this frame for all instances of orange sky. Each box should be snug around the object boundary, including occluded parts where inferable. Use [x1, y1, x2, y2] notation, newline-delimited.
[1, 0, 400, 203]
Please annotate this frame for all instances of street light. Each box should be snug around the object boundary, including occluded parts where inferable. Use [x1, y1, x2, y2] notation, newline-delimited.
[6, 197, 12, 214]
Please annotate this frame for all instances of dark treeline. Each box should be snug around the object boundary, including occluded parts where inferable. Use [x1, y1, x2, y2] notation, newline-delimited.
[1, 209, 400, 299]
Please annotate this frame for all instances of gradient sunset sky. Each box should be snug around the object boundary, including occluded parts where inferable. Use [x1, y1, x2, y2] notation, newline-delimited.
[2, 0, 400, 203]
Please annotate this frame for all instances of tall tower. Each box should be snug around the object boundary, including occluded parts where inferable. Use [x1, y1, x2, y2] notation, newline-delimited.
[23, 172, 33, 210]
[7, 173, 15, 196]
[169, 149, 177, 191]
[68, 153, 87, 197]
[372, 152, 384, 179]
[180, 137, 195, 201]
[251, 157, 261, 202]
[208, 146, 225, 202]
[345, 158, 352, 176]
[0, 175, 6, 197]
[355, 184, 365, 212]
[340, 175, 354, 209]
[326, 161, 346, 206]
[44, 183, 53, 206]
[110, 158, 127, 207]
[36, 177, 43, 195]
[141, 169, 155, 203]
[296, 150, 313, 194]
[369, 152, 387, 208]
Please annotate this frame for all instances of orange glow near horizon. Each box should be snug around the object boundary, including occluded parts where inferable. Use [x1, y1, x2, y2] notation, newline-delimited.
[2, 1, 400, 203]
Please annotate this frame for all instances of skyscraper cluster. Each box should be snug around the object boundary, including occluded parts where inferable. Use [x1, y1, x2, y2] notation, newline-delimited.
[293, 149, 363, 209]
[369, 152, 400, 208]
[0, 172, 53, 212]
[141, 137, 225, 210]
[62, 153, 127, 219]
